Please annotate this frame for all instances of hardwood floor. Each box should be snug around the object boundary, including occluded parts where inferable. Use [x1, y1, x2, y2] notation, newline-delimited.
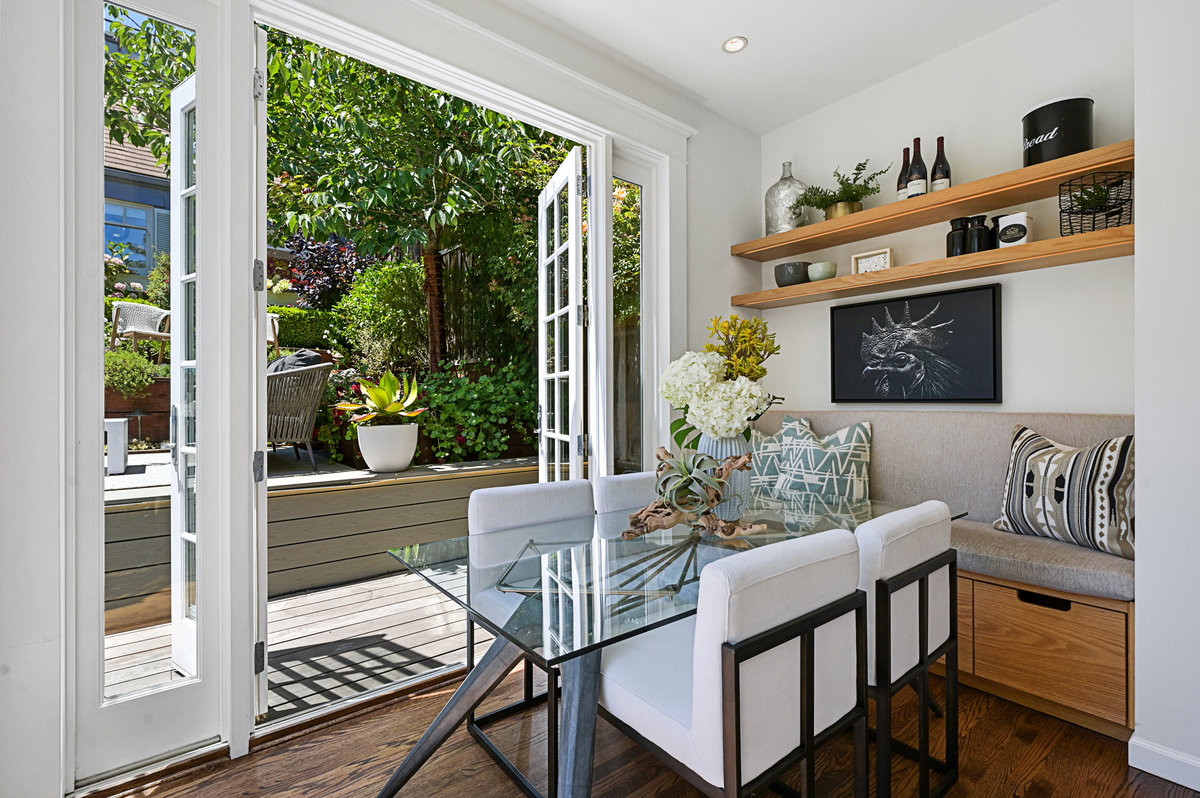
[120, 668, 1197, 798]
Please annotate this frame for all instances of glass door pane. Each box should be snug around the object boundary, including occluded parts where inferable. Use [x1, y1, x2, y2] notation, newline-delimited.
[612, 177, 642, 473]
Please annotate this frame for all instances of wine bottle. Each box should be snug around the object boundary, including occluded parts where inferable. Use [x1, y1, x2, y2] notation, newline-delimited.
[931, 136, 951, 191]
[906, 137, 928, 198]
[896, 146, 910, 202]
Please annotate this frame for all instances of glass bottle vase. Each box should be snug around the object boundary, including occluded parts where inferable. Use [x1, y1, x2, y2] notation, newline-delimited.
[765, 162, 807, 236]
[696, 431, 752, 522]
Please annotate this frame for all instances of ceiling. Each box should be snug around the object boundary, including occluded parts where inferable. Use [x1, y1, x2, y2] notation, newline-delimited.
[491, 0, 1060, 134]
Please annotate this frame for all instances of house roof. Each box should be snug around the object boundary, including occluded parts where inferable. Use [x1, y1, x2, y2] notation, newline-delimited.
[104, 136, 165, 179]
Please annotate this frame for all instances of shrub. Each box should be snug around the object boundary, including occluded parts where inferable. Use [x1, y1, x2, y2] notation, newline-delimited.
[145, 252, 171, 309]
[285, 235, 373, 310]
[104, 349, 158, 398]
[420, 360, 536, 462]
[272, 306, 341, 351]
[335, 260, 428, 375]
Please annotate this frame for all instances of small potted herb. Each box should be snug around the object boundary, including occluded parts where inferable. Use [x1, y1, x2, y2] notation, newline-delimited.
[336, 370, 427, 472]
[791, 160, 891, 220]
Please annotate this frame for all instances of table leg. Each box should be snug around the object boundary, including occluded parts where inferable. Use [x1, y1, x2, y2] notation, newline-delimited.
[376, 635, 524, 798]
[556, 650, 601, 798]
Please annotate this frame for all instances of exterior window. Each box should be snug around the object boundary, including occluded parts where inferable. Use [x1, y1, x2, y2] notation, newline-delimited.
[105, 200, 153, 275]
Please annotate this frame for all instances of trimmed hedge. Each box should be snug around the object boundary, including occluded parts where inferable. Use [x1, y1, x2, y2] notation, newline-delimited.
[273, 306, 340, 350]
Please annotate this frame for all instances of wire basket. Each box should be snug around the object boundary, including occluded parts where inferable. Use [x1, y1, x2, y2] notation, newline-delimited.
[1059, 171, 1133, 236]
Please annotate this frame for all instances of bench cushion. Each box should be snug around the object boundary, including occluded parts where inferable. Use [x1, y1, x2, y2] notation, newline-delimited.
[952, 520, 1134, 601]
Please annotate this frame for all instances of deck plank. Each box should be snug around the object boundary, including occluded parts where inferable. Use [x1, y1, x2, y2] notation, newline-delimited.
[104, 570, 477, 724]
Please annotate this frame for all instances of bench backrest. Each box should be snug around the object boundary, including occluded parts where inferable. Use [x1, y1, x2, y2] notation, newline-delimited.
[754, 410, 1133, 522]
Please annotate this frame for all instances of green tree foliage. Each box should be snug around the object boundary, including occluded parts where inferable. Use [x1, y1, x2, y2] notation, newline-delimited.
[103, 5, 194, 169]
[335, 261, 428, 375]
[265, 29, 542, 368]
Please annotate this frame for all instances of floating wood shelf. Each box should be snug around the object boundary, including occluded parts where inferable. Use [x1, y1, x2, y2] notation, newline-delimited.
[731, 226, 1134, 310]
[731, 139, 1134, 262]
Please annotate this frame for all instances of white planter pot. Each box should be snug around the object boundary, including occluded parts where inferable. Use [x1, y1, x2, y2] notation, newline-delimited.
[357, 424, 418, 473]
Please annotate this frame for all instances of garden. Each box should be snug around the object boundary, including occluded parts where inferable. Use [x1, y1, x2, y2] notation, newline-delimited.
[102, 8, 642, 468]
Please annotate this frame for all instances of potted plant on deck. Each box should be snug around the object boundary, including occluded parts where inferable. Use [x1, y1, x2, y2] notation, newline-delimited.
[336, 370, 427, 472]
[791, 159, 890, 220]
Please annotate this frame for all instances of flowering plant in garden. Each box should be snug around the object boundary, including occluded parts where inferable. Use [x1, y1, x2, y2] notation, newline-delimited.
[660, 315, 781, 447]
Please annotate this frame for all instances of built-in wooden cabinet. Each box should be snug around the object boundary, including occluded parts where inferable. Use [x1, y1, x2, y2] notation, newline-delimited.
[954, 571, 1134, 739]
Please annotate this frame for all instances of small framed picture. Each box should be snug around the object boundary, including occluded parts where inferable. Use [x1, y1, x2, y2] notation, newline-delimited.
[851, 247, 893, 275]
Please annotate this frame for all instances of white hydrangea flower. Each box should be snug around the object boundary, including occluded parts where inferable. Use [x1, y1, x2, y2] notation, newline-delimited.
[685, 376, 772, 439]
[659, 350, 725, 409]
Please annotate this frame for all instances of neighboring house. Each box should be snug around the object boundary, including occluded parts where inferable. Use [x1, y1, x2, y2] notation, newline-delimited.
[104, 135, 169, 278]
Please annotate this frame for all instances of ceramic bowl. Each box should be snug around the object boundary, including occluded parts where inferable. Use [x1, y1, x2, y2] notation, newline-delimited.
[774, 261, 811, 287]
[807, 261, 838, 281]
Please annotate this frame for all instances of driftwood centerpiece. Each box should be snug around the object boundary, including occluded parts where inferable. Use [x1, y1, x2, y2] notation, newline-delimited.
[622, 446, 767, 540]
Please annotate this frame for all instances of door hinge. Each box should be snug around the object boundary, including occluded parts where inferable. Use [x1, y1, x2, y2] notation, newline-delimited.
[252, 68, 265, 101]
[577, 434, 590, 457]
[577, 174, 589, 199]
[577, 303, 589, 328]
[254, 641, 266, 674]
[252, 258, 265, 292]
[253, 450, 265, 483]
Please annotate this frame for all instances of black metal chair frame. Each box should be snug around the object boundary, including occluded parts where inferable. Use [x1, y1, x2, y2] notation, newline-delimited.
[871, 549, 960, 798]
[599, 589, 870, 798]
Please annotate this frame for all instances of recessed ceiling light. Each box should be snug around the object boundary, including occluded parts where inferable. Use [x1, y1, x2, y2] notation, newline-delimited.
[722, 36, 748, 54]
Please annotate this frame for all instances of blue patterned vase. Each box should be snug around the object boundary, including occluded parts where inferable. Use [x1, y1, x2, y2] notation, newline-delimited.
[696, 431, 752, 522]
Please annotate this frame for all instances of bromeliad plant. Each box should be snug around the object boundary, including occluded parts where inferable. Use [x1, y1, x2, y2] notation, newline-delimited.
[335, 370, 427, 426]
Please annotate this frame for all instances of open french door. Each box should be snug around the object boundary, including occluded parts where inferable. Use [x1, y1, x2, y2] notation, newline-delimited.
[537, 148, 585, 481]
[169, 74, 199, 677]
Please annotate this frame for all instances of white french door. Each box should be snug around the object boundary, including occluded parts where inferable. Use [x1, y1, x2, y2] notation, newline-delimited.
[169, 74, 199, 677]
[537, 147, 585, 481]
[73, 0, 221, 784]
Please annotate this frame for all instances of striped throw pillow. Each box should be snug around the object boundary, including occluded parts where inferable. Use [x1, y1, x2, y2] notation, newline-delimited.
[993, 425, 1135, 559]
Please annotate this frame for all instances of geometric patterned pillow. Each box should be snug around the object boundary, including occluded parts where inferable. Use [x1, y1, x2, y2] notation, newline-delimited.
[993, 425, 1135, 559]
[752, 415, 871, 499]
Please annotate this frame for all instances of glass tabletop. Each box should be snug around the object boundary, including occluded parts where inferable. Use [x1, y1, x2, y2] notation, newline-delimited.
[388, 492, 911, 667]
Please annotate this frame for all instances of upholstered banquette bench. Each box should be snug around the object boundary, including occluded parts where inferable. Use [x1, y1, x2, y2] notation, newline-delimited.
[754, 410, 1135, 738]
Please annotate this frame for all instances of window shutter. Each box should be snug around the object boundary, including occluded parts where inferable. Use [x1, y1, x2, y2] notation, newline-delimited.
[153, 207, 171, 265]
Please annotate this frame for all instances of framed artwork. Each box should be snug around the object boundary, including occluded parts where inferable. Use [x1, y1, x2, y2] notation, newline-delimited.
[830, 284, 1001, 403]
[851, 247, 893, 274]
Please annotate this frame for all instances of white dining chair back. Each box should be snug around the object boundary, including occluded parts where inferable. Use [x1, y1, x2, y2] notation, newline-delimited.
[854, 500, 951, 686]
[591, 471, 657, 513]
[468, 479, 595, 535]
[600, 529, 866, 795]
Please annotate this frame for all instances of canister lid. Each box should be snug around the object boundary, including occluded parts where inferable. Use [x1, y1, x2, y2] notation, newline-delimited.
[1022, 95, 1095, 121]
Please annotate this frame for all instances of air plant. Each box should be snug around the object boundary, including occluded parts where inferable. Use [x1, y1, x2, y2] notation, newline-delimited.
[655, 451, 724, 513]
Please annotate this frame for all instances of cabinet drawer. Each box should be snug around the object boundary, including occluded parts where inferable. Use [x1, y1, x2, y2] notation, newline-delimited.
[973, 581, 1126, 724]
[958, 577, 973, 673]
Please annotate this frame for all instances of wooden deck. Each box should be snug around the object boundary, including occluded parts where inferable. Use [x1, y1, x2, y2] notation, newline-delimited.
[105, 570, 486, 722]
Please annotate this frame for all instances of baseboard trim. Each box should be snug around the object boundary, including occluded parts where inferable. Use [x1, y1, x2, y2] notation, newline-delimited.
[1129, 735, 1200, 791]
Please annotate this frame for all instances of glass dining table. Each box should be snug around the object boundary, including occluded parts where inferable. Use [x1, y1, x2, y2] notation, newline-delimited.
[375, 491, 916, 798]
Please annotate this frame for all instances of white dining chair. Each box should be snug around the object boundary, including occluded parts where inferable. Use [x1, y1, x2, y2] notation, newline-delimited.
[463, 479, 596, 782]
[592, 470, 658, 513]
[855, 499, 957, 798]
[599, 529, 869, 798]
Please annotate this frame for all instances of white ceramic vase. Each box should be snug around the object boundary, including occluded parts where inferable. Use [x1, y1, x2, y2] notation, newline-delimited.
[696, 431, 751, 522]
[357, 424, 418, 473]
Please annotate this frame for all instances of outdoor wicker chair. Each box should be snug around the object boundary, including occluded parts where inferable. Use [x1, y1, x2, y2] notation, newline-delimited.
[109, 301, 171, 364]
[266, 361, 334, 471]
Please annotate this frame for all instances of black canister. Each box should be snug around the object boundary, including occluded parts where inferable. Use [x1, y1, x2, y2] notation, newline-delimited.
[1022, 96, 1094, 166]
[991, 215, 1006, 249]
[946, 217, 969, 257]
[966, 215, 992, 253]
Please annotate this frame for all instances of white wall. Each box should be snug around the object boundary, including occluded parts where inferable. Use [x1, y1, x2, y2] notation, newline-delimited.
[1129, 0, 1200, 789]
[0, 1, 68, 795]
[752, 0, 1134, 413]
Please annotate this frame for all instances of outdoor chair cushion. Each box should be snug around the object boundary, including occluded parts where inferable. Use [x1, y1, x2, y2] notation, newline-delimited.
[267, 348, 324, 373]
[952, 519, 1134, 601]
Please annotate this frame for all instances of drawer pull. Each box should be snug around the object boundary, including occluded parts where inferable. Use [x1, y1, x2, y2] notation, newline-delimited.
[1017, 589, 1071, 612]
